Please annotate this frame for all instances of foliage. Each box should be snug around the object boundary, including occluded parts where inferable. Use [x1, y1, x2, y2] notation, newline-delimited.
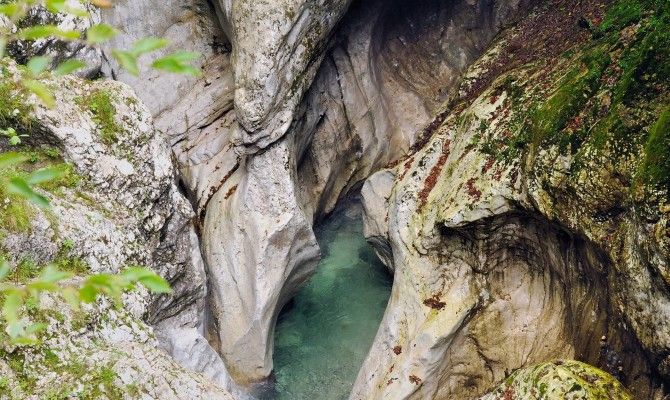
[0, 0, 199, 345]
[0, 260, 171, 345]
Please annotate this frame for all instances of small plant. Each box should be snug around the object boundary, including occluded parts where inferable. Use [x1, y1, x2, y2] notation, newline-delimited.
[0, 258, 171, 345]
[1, 127, 27, 145]
[81, 89, 121, 144]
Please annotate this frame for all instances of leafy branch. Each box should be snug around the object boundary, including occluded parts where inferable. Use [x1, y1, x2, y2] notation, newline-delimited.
[0, 0, 199, 345]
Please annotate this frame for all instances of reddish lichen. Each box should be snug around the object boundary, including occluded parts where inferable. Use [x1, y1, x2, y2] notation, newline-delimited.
[502, 385, 515, 400]
[466, 177, 482, 201]
[224, 184, 238, 200]
[417, 139, 452, 209]
[423, 294, 446, 310]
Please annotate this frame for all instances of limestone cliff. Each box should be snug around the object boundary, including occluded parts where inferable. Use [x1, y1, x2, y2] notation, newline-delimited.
[0, 61, 232, 399]
[355, 0, 670, 398]
[2, 0, 667, 398]
[102, 0, 669, 398]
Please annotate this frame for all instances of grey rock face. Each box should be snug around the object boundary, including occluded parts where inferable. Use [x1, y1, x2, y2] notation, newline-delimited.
[361, 170, 396, 271]
[353, 2, 668, 398]
[202, 136, 320, 384]
[106, 0, 536, 388]
[102, 0, 227, 120]
[216, 0, 353, 152]
[0, 63, 232, 398]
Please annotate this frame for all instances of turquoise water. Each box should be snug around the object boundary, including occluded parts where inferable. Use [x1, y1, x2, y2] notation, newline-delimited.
[270, 206, 392, 400]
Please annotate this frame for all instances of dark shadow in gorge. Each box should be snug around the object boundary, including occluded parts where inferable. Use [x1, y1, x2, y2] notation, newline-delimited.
[429, 211, 663, 398]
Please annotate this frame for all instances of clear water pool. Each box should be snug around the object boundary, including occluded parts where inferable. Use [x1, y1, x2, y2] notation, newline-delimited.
[270, 204, 392, 400]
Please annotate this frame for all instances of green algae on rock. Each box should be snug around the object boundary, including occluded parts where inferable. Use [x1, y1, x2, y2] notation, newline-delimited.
[479, 360, 633, 400]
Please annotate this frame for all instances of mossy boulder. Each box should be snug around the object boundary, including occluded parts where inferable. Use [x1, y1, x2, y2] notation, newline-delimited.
[479, 360, 633, 400]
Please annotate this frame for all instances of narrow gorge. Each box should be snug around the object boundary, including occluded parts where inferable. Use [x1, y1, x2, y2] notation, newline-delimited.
[0, 0, 668, 399]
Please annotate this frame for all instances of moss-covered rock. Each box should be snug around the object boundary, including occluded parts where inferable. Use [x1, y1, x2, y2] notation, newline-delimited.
[479, 360, 633, 400]
[0, 60, 227, 398]
[354, 0, 670, 398]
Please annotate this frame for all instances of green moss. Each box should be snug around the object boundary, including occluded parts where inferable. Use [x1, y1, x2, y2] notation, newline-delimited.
[7, 257, 40, 281]
[0, 78, 34, 136]
[0, 350, 36, 393]
[531, 48, 611, 150]
[3, 239, 89, 283]
[598, 0, 644, 32]
[54, 240, 89, 275]
[0, 147, 81, 234]
[0, 190, 34, 233]
[78, 90, 122, 145]
[487, 360, 632, 399]
[639, 106, 670, 192]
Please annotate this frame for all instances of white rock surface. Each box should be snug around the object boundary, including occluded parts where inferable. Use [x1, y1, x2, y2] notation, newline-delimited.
[0, 63, 233, 399]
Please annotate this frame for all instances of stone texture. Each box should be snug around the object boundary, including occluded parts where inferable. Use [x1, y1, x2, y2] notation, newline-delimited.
[131, 0, 536, 387]
[202, 136, 320, 384]
[216, 0, 353, 152]
[478, 360, 633, 400]
[87, 0, 669, 398]
[353, 1, 669, 398]
[4, 1, 103, 78]
[0, 62, 232, 399]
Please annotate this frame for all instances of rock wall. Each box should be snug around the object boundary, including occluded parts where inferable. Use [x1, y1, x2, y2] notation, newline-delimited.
[354, 0, 670, 398]
[0, 61, 232, 399]
[84, 0, 670, 398]
[105, 0, 534, 387]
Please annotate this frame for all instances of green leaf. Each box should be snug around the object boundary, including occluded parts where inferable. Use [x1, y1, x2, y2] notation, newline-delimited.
[46, 0, 68, 13]
[151, 51, 201, 76]
[18, 25, 81, 41]
[0, 152, 27, 170]
[0, 258, 10, 280]
[6, 177, 50, 208]
[54, 59, 86, 76]
[25, 322, 47, 335]
[0, 4, 26, 20]
[26, 280, 58, 292]
[26, 56, 52, 76]
[86, 23, 119, 44]
[61, 287, 81, 310]
[130, 37, 168, 56]
[39, 265, 72, 284]
[112, 50, 139, 76]
[121, 266, 155, 281]
[78, 284, 97, 303]
[138, 275, 172, 294]
[8, 136, 21, 146]
[2, 290, 22, 323]
[10, 335, 39, 345]
[7, 320, 29, 340]
[23, 80, 55, 108]
[27, 166, 66, 185]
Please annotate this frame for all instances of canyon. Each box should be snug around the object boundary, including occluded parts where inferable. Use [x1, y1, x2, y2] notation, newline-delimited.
[1, 0, 669, 398]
